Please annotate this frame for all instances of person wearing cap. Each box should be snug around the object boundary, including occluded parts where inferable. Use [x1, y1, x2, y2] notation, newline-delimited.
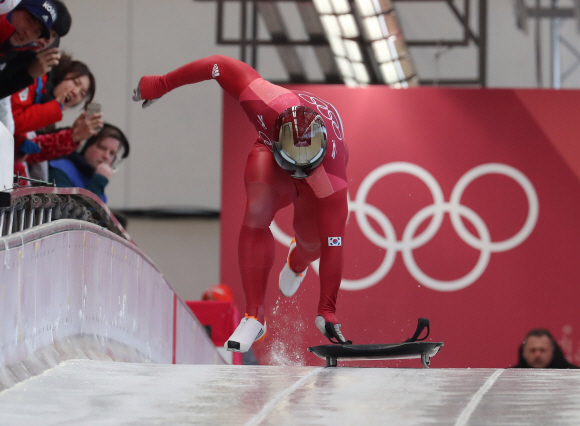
[0, 0, 57, 76]
[0, 0, 70, 100]
[48, 124, 130, 203]
[0, 0, 70, 140]
[0, 0, 56, 49]
[133, 55, 350, 355]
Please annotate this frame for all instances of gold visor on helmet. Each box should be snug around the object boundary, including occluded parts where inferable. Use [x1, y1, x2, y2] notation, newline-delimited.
[276, 119, 327, 166]
[272, 105, 328, 179]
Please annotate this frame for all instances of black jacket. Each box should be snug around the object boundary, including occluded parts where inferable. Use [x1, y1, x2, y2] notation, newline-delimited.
[0, 49, 37, 99]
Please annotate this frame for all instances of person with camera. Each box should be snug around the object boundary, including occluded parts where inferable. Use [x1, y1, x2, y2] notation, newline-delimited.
[0, 0, 71, 134]
[0, 0, 71, 100]
[11, 52, 102, 183]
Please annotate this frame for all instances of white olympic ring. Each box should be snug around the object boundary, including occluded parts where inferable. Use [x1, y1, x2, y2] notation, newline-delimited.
[298, 92, 344, 141]
[270, 162, 539, 292]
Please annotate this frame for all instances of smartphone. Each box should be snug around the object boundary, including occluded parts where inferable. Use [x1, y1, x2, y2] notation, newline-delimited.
[47, 36, 60, 49]
[86, 102, 101, 117]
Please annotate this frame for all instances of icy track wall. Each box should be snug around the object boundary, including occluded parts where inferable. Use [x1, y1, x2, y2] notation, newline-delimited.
[0, 218, 225, 391]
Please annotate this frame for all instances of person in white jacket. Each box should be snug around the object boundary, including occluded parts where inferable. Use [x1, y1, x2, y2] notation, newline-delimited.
[0, 0, 22, 16]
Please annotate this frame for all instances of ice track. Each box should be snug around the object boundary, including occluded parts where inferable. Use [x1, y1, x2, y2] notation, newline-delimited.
[1, 361, 580, 425]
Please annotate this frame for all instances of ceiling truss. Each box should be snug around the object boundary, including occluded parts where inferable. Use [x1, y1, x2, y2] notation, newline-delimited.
[196, 0, 488, 86]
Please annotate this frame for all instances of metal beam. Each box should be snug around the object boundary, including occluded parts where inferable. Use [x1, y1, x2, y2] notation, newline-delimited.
[295, 1, 342, 83]
[394, 0, 487, 87]
[255, 2, 307, 82]
[446, 0, 480, 44]
[406, 40, 469, 47]
[419, 78, 482, 85]
[479, 0, 487, 86]
[526, 7, 575, 18]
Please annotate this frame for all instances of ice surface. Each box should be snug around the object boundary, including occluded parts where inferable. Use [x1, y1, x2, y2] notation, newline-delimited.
[1, 361, 580, 426]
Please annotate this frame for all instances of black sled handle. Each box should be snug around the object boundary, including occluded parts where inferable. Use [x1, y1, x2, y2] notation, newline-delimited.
[405, 318, 430, 342]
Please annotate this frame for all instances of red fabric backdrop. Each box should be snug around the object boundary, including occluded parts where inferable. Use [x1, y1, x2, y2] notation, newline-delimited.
[220, 86, 580, 368]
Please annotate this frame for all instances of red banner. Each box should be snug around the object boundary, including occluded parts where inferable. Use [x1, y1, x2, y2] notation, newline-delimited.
[221, 87, 580, 368]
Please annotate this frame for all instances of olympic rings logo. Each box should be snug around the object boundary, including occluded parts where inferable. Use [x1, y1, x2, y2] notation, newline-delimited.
[270, 162, 539, 292]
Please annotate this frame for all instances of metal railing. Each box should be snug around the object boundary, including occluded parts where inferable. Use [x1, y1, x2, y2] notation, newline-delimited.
[0, 186, 129, 240]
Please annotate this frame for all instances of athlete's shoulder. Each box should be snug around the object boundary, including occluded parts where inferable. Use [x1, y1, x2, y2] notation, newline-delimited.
[247, 79, 294, 100]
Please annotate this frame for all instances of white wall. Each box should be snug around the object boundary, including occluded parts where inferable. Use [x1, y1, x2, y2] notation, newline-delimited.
[57, 0, 580, 210]
[0, 121, 13, 191]
[125, 217, 220, 301]
[59, 0, 237, 210]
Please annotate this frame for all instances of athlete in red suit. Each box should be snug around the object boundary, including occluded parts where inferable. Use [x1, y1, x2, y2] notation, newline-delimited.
[133, 55, 351, 353]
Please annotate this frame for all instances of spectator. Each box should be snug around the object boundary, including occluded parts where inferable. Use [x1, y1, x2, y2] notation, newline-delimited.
[11, 52, 100, 184]
[0, 0, 62, 133]
[33, 0, 70, 48]
[11, 52, 97, 136]
[0, 0, 72, 100]
[48, 123, 130, 203]
[0, 0, 56, 50]
[512, 328, 579, 369]
[0, 45, 60, 133]
[17, 113, 103, 183]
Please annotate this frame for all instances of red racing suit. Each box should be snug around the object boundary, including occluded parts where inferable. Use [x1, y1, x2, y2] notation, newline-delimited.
[140, 55, 349, 325]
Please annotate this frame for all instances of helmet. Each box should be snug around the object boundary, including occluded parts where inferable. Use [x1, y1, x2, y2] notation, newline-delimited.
[202, 284, 234, 302]
[272, 106, 327, 179]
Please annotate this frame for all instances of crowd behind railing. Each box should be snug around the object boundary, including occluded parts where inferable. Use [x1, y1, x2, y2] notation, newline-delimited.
[1, 0, 129, 205]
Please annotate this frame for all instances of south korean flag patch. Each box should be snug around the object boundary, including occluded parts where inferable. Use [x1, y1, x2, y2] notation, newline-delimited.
[328, 237, 342, 247]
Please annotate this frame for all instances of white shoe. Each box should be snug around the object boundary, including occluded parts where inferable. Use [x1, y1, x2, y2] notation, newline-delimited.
[315, 315, 351, 345]
[279, 238, 308, 297]
[225, 315, 267, 353]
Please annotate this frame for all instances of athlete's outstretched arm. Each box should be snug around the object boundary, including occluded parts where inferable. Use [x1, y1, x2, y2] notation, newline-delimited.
[133, 55, 261, 107]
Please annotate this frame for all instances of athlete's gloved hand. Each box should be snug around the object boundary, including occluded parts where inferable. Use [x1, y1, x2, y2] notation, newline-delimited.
[132, 79, 159, 109]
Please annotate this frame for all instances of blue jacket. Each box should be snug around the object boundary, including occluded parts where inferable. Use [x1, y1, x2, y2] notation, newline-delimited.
[49, 152, 108, 203]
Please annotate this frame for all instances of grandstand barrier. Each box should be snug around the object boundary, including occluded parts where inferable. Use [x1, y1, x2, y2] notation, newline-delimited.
[0, 187, 226, 391]
[0, 121, 13, 194]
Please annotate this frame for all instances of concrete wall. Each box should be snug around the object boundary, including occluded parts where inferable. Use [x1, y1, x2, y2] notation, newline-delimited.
[125, 216, 220, 302]
[55, 0, 580, 211]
